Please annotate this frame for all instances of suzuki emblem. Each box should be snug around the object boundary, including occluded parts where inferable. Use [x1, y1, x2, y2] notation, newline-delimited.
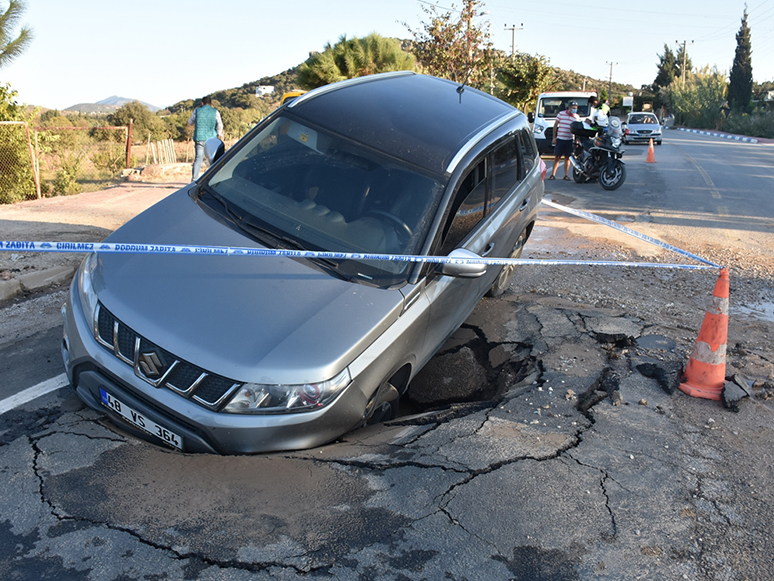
[138, 351, 164, 377]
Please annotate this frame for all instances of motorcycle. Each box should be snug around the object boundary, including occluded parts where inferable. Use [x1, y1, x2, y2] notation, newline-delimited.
[568, 114, 626, 191]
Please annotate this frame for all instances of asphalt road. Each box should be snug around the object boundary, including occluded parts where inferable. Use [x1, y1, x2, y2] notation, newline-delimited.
[1, 129, 773, 580]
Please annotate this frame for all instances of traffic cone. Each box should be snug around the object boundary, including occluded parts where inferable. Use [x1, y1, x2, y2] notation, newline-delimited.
[646, 138, 656, 163]
[679, 268, 729, 401]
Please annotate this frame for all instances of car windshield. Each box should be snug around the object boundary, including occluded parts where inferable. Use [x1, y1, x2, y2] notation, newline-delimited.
[539, 97, 592, 118]
[629, 114, 658, 124]
[203, 114, 445, 287]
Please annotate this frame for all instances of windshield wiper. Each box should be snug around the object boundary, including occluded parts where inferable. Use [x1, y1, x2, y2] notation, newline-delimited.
[197, 185, 341, 272]
[198, 185, 244, 223]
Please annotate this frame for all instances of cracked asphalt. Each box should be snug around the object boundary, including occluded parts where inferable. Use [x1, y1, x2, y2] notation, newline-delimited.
[2, 290, 772, 580]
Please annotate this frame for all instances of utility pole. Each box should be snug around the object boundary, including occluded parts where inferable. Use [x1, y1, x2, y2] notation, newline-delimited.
[606, 61, 617, 103]
[675, 40, 694, 86]
[503, 23, 523, 56]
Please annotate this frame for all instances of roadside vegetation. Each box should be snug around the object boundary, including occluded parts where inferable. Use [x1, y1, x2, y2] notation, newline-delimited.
[647, 8, 774, 138]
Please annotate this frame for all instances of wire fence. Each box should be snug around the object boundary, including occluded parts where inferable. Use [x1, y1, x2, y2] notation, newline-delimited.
[0, 122, 39, 204]
[35, 125, 129, 197]
[1, 122, 242, 204]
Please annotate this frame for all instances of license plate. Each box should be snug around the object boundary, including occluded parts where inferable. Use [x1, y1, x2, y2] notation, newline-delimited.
[100, 388, 183, 450]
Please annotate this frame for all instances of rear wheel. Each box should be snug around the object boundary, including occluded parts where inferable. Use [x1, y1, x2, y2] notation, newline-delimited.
[600, 161, 626, 191]
[487, 232, 525, 298]
[572, 165, 588, 183]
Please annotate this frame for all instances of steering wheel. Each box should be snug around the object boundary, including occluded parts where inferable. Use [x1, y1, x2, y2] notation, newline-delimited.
[365, 211, 413, 242]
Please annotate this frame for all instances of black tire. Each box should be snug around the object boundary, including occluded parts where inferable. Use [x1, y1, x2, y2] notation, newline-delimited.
[572, 165, 588, 184]
[365, 382, 400, 425]
[600, 161, 626, 191]
[487, 232, 525, 298]
[656, 140, 662, 145]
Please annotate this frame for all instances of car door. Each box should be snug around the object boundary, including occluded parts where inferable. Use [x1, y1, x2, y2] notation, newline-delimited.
[419, 158, 491, 369]
[475, 131, 531, 292]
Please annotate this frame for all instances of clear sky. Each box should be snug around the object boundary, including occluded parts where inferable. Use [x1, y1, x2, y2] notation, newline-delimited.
[3, 0, 773, 110]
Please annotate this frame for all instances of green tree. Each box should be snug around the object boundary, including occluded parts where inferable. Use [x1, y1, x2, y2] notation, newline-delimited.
[0, 82, 37, 202]
[653, 44, 677, 90]
[108, 100, 165, 141]
[728, 8, 753, 112]
[297, 33, 416, 89]
[0, 0, 32, 69]
[495, 53, 553, 111]
[0, 79, 21, 120]
[404, 0, 497, 89]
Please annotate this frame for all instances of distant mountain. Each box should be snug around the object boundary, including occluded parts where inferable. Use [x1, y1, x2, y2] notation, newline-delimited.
[64, 96, 160, 114]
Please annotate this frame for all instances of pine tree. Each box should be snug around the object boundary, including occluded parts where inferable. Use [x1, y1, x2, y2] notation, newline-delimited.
[728, 8, 753, 112]
[653, 44, 677, 90]
[0, 0, 33, 69]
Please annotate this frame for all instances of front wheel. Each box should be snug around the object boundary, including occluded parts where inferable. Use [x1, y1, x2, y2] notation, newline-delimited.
[600, 161, 626, 191]
[487, 232, 525, 297]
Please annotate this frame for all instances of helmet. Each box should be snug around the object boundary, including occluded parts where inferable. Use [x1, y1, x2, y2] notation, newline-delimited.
[594, 110, 609, 127]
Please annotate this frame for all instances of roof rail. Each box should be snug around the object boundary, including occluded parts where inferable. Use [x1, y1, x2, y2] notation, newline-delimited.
[445, 111, 522, 174]
[288, 71, 417, 108]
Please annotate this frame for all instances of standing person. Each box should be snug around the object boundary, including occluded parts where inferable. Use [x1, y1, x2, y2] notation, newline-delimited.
[587, 95, 599, 119]
[549, 101, 579, 180]
[187, 96, 224, 181]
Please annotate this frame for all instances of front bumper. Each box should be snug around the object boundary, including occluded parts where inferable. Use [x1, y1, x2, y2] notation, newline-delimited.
[62, 281, 369, 454]
[626, 133, 661, 143]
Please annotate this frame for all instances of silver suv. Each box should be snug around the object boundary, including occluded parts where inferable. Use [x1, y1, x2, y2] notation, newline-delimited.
[62, 72, 545, 454]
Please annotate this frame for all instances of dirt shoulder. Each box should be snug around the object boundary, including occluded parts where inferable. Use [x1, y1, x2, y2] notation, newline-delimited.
[0, 182, 185, 287]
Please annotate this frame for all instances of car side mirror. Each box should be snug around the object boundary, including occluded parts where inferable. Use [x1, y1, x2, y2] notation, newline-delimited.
[204, 137, 225, 165]
[527, 112, 534, 124]
[440, 248, 486, 278]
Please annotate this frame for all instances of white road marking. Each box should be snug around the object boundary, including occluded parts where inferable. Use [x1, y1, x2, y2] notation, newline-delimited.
[0, 373, 69, 416]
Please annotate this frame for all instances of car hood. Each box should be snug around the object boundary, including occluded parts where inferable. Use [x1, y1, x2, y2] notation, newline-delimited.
[627, 124, 661, 131]
[92, 186, 405, 384]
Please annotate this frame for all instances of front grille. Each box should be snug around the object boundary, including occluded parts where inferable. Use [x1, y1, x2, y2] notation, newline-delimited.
[94, 303, 240, 410]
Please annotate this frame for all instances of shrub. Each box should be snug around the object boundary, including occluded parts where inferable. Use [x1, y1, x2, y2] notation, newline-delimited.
[724, 110, 774, 139]
[52, 156, 82, 196]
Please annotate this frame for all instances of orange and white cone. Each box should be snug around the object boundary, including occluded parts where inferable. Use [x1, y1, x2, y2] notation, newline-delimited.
[645, 138, 656, 163]
[679, 268, 729, 400]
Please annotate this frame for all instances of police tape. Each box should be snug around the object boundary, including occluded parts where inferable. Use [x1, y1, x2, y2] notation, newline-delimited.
[0, 240, 718, 271]
[0, 200, 722, 271]
[541, 200, 721, 268]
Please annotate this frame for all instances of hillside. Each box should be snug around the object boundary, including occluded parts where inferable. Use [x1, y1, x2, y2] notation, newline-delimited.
[65, 96, 160, 115]
[163, 58, 637, 116]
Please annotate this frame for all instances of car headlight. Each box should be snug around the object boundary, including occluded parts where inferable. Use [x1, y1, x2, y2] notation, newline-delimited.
[77, 252, 99, 321]
[533, 126, 544, 134]
[222, 368, 352, 414]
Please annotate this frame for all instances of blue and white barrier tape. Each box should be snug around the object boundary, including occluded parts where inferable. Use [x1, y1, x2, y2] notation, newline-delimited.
[676, 127, 758, 144]
[541, 200, 721, 268]
[0, 200, 722, 272]
[0, 240, 717, 271]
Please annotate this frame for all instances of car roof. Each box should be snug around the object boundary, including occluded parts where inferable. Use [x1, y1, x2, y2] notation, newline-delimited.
[287, 72, 518, 175]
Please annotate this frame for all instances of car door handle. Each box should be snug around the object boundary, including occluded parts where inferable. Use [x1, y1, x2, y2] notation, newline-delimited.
[519, 197, 531, 211]
[482, 243, 495, 257]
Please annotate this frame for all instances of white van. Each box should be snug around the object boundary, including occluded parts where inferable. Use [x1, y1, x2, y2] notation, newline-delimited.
[528, 91, 597, 153]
